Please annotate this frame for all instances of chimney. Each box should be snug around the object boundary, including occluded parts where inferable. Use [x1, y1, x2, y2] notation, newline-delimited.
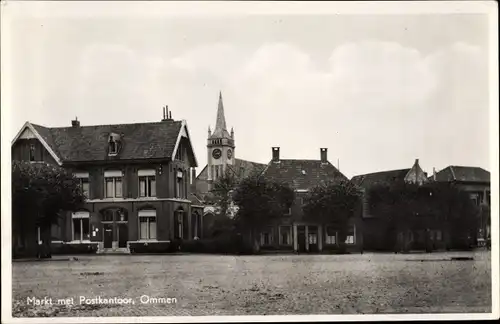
[320, 148, 328, 163]
[433, 167, 437, 181]
[162, 106, 168, 121]
[272, 147, 280, 162]
[71, 117, 80, 127]
[415, 158, 419, 165]
[169, 111, 172, 120]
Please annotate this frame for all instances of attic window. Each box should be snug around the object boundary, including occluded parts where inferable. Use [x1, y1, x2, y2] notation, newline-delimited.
[175, 143, 183, 161]
[29, 144, 36, 161]
[108, 134, 120, 156]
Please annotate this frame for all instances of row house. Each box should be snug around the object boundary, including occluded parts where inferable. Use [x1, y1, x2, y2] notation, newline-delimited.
[258, 147, 363, 253]
[11, 109, 204, 254]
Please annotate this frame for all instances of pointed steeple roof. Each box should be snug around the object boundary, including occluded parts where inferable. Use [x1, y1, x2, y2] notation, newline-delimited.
[210, 91, 232, 139]
[215, 91, 227, 131]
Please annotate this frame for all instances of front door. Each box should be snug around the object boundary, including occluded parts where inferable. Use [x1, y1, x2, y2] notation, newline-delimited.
[103, 224, 113, 248]
[118, 223, 128, 248]
[297, 226, 306, 252]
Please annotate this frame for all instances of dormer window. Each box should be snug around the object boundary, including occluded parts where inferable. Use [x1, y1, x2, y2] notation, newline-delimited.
[109, 137, 117, 155]
[108, 133, 121, 156]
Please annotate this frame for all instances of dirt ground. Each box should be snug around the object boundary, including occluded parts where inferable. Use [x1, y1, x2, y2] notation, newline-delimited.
[11, 251, 491, 317]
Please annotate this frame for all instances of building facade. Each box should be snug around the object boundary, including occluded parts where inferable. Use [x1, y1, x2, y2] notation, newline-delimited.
[430, 165, 491, 244]
[11, 109, 204, 254]
[258, 147, 363, 253]
[351, 159, 442, 252]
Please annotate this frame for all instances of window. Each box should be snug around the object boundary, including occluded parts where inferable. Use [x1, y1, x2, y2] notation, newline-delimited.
[102, 209, 114, 222]
[109, 136, 117, 155]
[37, 226, 42, 245]
[279, 226, 292, 245]
[192, 212, 200, 239]
[284, 207, 292, 216]
[175, 170, 185, 198]
[176, 210, 184, 239]
[435, 230, 442, 241]
[138, 170, 156, 197]
[72, 211, 90, 242]
[325, 226, 336, 245]
[308, 233, 318, 245]
[175, 143, 183, 161]
[260, 228, 273, 246]
[345, 225, 356, 244]
[139, 210, 157, 240]
[29, 144, 36, 161]
[215, 165, 219, 179]
[74, 172, 90, 198]
[104, 170, 123, 198]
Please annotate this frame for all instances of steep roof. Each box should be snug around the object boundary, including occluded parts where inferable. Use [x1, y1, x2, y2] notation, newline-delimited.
[14, 120, 194, 164]
[433, 166, 490, 183]
[351, 169, 411, 188]
[260, 159, 348, 190]
[210, 91, 232, 139]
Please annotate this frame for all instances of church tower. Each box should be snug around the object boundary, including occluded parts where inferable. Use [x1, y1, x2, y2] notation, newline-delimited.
[207, 91, 235, 191]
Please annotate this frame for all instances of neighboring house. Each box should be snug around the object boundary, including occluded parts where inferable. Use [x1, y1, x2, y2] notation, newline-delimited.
[430, 165, 491, 241]
[192, 92, 266, 221]
[351, 159, 442, 252]
[11, 109, 203, 254]
[257, 147, 362, 253]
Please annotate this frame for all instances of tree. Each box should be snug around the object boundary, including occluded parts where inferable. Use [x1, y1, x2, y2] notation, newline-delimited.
[12, 161, 86, 258]
[232, 174, 295, 252]
[367, 181, 478, 252]
[302, 180, 362, 253]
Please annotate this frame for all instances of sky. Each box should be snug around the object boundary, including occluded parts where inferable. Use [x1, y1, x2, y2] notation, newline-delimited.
[3, 2, 494, 179]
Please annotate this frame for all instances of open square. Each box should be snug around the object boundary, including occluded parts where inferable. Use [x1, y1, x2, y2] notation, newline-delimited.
[12, 251, 491, 317]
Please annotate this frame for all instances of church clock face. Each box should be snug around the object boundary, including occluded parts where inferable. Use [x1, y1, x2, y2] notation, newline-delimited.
[212, 148, 222, 159]
[227, 149, 233, 160]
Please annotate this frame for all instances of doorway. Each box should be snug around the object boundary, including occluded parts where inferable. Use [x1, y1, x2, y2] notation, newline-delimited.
[118, 223, 128, 248]
[297, 226, 306, 253]
[103, 224, 113, 248]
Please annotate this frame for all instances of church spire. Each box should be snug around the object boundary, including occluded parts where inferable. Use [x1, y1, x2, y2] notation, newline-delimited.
[215, 91, 227, 131]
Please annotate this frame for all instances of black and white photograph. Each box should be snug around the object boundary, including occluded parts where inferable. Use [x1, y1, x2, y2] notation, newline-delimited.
[1, 1, 498, 322]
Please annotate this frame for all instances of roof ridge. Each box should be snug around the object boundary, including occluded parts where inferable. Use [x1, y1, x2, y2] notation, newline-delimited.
[352, 168, 411, 178]
[47, 120, 181, 130]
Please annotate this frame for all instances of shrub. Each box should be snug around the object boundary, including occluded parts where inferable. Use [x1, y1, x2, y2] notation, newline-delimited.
[129, 241, 172, 254]
[52, 243, 98, 255]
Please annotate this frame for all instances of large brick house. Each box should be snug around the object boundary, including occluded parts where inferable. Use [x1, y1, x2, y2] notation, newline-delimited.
[11, 109, 203, 254]
[257, 147, 363, 253]
[430, 165, 491, 242]
[351, 159, 440, 252]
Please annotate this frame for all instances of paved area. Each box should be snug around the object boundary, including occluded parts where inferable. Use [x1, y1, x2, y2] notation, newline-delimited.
[11, 251, 491, 317]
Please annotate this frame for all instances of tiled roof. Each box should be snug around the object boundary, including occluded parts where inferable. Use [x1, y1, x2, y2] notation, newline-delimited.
[228, 158, 267, 179]
[351, 169, 411, 188]
[29, 121, 182, 163]
[260, 159, 348, 190]
[433, 166, 490, 183]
